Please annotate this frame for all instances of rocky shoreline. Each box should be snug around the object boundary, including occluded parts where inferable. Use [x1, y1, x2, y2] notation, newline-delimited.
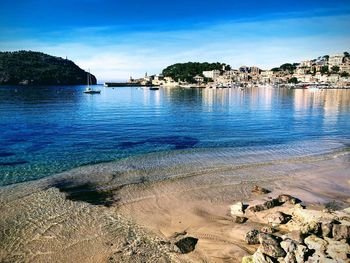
[227, 186, 350, 263]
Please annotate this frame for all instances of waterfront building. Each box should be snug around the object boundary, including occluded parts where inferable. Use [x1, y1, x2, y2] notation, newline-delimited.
[328, 54, 344, 67]
[203, 70, 221, 80]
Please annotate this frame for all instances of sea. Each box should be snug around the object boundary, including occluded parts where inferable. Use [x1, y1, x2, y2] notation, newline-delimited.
[0, 85, 350, 186]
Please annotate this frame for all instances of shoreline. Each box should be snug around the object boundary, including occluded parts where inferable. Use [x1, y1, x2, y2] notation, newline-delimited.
[0, 145, 349, 262]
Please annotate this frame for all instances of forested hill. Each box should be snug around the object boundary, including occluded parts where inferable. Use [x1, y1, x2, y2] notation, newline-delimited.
[0, 51, 97, 85]
[162, 62, 230, 82]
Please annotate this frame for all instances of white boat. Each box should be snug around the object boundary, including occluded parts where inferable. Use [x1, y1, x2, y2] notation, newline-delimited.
[84, 70, 101, 94]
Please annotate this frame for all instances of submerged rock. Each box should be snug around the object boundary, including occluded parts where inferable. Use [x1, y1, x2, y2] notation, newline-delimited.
[174, 237, 198, 254]
[258, 233, 286, 258]
[235, 216, 248, 224]
[252, 185, 271, 195]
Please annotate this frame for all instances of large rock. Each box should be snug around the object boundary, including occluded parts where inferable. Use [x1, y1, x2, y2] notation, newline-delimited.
[285, 230, 304, 244]
[284, 252, 297, 263]
[304, 235, 327, 252]
[245, 229, 260, 245]
[231, 201, 244, 216]
[267, 211, 292, 226]
[235, 216, 248, 224]
[258, 233, 286, 258]
[326, 238, 350, 261]
[332, 224, 350, 241]
[174, 237, 198, 254]
[294, 244, 308, 263]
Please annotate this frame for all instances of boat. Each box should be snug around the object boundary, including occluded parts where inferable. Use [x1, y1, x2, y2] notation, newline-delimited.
[84, 70, 101, 94]
[149, 87, 159, 90]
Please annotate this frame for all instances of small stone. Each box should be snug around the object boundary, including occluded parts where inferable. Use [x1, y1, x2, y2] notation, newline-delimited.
[281, 239, 297, 253]
[252, 185, 271, 195]
[249, 199, 281, 212]
[261, 226, 276, 234]
[252, 249, 275, 263]
[277, 194, 298, 204]
[267, 211, 292, 226]
[241, 255, 254, 263]
[230, 201, 244, 216]
[304, 235, 328, 252]
[258, 233, 286, 258]
[332, 224, 350, 241]
[235, 216, 248, 224]
[174, 237, 198, 254]
[245, 229, 260, 245]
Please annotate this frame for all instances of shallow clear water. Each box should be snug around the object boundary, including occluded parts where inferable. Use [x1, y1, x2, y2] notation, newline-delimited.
[0, 85, 350, 186]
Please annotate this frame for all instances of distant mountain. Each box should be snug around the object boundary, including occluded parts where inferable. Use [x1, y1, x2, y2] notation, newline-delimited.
[0, 51, 97, 85]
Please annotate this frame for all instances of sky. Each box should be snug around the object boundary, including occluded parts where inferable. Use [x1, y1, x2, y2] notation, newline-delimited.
[0, 0, 350, 82]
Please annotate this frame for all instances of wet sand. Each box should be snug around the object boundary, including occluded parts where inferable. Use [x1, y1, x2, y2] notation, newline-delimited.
[0, 145, 349, 262]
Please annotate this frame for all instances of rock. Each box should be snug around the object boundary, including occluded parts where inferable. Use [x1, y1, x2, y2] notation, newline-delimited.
[252, 185, 271, 195]
[286, 230, 304, 244]
[301, 221, 322, 236]
[284, 252, 297, 263]
[252, 249, 275, 263]
[230, 202, 244, 216]
[241, 255, 254, 263]
[325, 238, 350, 261]
[170, 231, 187, 239]
[258, 233, 286, 258]
[267, 211, 292, 226]
[332, 224, 350, 241]
[245, 229, 260, 245]
[306, 252, 336, 263]
[235, 216, 248, 224]
[321, 221, 334, 238]
[278, 194, 298, 204]
[261, 226, 276, 234]
[294, 244, 308, 263]
[174, 237, 198, 254]
[281, 239, 297, 253]
[304, 235, 328, 252]
[249, 199, 281, 212]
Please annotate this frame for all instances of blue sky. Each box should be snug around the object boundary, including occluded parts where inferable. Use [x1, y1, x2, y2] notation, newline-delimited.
[1, 0, 350, 82]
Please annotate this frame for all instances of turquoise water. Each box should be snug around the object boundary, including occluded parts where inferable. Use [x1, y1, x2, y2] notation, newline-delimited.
[0, 85, 349, 186]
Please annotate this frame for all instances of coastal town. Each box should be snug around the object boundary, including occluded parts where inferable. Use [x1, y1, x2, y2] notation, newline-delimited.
[106, 52, 350, 89]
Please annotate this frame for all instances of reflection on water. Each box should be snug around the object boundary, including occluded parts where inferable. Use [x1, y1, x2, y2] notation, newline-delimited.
[0, 85, 349, 186]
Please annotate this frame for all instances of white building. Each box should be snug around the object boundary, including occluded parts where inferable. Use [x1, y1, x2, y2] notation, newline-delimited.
[202, 70, 221, 80]
[328, 54, 344, 67]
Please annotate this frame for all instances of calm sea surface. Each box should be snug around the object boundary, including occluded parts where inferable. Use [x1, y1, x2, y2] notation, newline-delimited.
[0, 85, 350, 186]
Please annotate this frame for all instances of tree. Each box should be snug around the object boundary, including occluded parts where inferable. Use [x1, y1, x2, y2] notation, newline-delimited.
[323, 55, 329, 61]
[331, 66, 340, 73]
[320, 66, 328, 74]
[288, 77, 299, 84]
[340, 71, 349, 77]
[344, 52, 350, 58]
[271, 67, 280, 72]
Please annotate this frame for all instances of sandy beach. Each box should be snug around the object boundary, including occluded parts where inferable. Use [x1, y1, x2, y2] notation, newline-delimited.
[0, 145, 349, 262]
